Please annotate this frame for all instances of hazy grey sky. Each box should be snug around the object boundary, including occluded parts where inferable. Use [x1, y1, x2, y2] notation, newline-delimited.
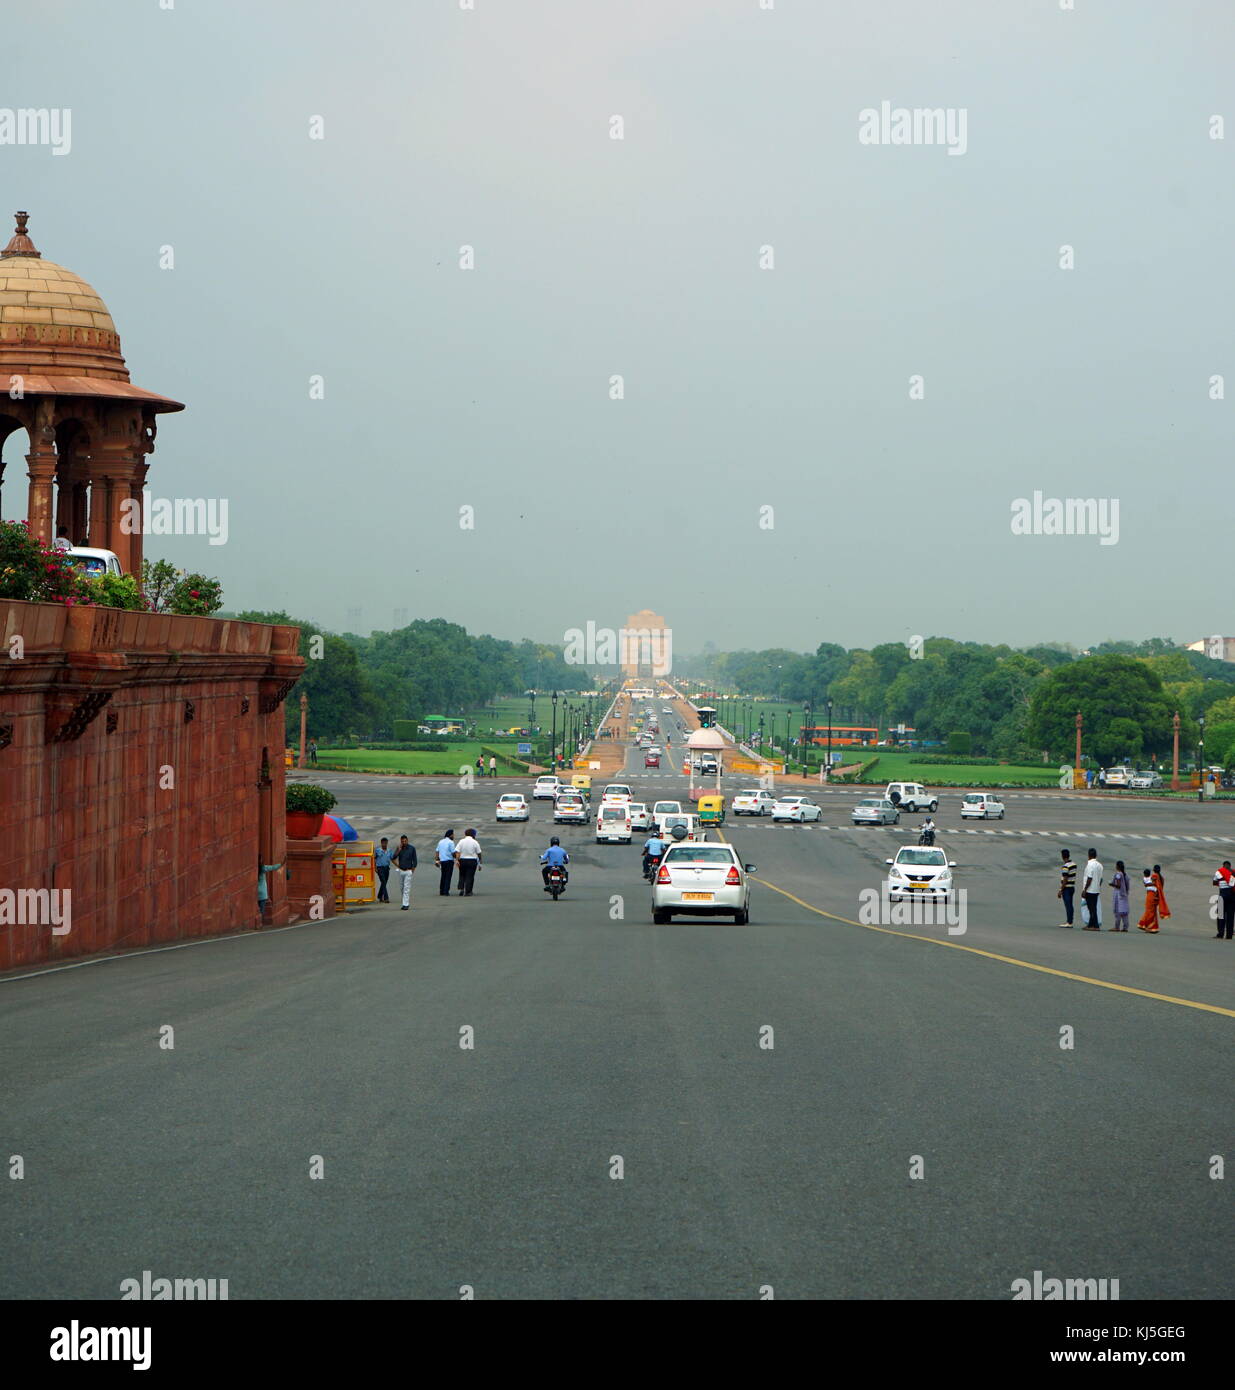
[4, 0, 1232, 655]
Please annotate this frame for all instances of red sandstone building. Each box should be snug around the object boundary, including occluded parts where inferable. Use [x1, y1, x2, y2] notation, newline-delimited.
[0, 214, 305, 969]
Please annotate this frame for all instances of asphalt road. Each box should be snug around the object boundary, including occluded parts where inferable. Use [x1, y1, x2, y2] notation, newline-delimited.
[3, 736, 1232, 1299]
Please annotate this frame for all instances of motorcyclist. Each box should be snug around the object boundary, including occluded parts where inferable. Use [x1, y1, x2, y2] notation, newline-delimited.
[540, 836, 569, 889]
[642, 832, 668, 879]
[920, 816, 936, 845]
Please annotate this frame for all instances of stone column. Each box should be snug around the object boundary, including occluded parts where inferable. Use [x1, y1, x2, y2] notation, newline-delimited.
[128, 459, 149, 580]
[25, 401, 58, 545]
[71, 480, 88, 546]
[87, 459, 110, 550]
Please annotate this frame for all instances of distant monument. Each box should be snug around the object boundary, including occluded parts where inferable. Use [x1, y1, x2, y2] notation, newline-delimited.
[621, 609, 669, 679]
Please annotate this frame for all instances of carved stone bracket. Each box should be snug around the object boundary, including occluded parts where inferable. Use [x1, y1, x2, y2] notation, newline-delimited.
[259, 679, 296, 714]
[46, 689, 113, 744]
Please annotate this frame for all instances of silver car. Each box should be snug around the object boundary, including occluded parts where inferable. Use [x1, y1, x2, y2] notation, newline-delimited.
[1128, 771, 1163, 789]
[652, 842, 755, 924]
[852, 797, 900, 826]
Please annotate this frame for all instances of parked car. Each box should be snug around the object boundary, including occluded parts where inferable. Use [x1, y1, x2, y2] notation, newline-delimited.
[885, 845, 956, 902]
[63, 545, 123, 578]
[652, 842, 755, 924]
[885, 782, 938, 813]
[495, 793, 529, 822]
[771, 796, 822, 823]
[1129, 771, 1163, 789]
[852, 797, 900, 826]
[1103, 766, 1132, 788]
[532, 776, 561, 800]
[960, 793, 1004, 820]
[732, 789, 776, 816]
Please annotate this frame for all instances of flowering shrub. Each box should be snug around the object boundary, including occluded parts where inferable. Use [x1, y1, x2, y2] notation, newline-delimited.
[85, 572, 148, 611]
[169, 573, 223, 616]
[0, 520, 92, 606]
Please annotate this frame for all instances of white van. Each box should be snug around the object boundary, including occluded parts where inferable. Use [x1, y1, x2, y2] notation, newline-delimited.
[64, 546, 122, 578]
[596, 801, 633, 843]
[885, 782, 938, 813]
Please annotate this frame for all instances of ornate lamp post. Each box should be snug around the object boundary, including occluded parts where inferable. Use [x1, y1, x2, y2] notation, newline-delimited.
[758, 713, 765, 754]
[1171, 711, 1180, 792]
[298, 692, 308, 770]
[826, 697, 834, 782]
[1074, 710, 1083, 790]
[801, 700, 812, 776]
[1198, 713, 1206, 802]
[551, 690, 558, 768]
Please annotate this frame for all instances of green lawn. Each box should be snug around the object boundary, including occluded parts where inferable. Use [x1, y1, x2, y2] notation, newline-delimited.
[316, 744, 530, 776]
[848, 749, 1059, 787]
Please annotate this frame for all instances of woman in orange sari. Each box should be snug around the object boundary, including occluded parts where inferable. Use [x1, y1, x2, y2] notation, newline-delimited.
[1153, 864, 1171, 923]
[1137, 868, 1160, 933]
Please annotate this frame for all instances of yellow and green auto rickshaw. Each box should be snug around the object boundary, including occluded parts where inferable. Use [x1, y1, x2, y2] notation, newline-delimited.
[696, 793, 726, 827]
[571, 773, 592, 800]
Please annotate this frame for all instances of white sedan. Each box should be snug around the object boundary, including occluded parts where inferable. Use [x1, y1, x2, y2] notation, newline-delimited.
[885, 846, 957, 901]
[496, 793, 529, 821]
[771, 796, 822, 822]
[652, 842, 755, 924]
[532, 776, 561, 800]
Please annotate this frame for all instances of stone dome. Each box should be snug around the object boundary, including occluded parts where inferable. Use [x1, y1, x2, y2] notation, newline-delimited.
[0, 212, 127, 382]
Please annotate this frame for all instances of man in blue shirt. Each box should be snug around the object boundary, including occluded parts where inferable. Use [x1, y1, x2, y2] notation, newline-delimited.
[435, 829, 457, 897]
[642, 833, 667, 878]
[374, 838, 392, 903]
[540, 836, 569, 889]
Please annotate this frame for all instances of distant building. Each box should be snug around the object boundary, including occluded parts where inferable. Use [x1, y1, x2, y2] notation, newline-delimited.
[621, 609, 669, 679]
[1186, 637, 1235, 662]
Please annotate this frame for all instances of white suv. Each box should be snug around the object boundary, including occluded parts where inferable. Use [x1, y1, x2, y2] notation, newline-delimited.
[885, 782, 938, 813]
[733, 789, 776, 816]
[960, 793, 1004, 820]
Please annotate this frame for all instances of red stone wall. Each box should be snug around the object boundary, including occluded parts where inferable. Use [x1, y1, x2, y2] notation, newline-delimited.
[0, 600, 303, 970]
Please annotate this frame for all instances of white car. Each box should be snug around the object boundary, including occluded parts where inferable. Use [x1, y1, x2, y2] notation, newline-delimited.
[659, 813, 705, 843]
[772, 796, 822, 823]
[652, 842, 755, 924]
[960, 793, 1004, 820]
[532, 776, 561, 800]
[732, 789, 776, 816]
[496, 793, 529, 821]
[553, 793, 589, 825]
[628, 802, 652, 831]
[852, 797, 900, 826]
[1129, 771, 1163, 789]
[1103, 766, 1132, 787]
[885, 782, 938, 813]
[651, 800, 683, 831]
[885, 846, 956, 902]
[602, 783, 633, 804]
[596, 801, 633, 843]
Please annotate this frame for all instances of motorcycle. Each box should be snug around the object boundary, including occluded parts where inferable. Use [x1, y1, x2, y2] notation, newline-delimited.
[545, 865, 567, 900]
[918, 828, 936, 846]
[643, 855, 662, 884]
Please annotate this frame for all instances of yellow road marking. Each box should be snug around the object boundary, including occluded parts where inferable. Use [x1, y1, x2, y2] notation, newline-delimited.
[716, 831, 1235, 1020]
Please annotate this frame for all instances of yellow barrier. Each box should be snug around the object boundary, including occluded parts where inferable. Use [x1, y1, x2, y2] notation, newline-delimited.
[732, 758, 784, 775]
[332, 840, 376, 908]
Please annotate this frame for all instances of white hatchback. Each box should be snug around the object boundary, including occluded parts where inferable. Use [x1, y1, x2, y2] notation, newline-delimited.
[496, 794, 529, 822]
[532, 776, 561, 800]
[652, 842, 755, 924]
[960, 793, 1004, 820]
[628, 802, 652, 831]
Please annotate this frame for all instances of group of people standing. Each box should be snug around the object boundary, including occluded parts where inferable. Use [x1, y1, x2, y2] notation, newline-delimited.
[374, 830, 483, 908]
[1057, 848, 1193, 934]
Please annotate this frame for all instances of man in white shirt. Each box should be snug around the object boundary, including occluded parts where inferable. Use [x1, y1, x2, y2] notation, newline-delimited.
[1081, 848, 1104, 930]
[435, 829, 456, 897]
[454, 829, 482, 896]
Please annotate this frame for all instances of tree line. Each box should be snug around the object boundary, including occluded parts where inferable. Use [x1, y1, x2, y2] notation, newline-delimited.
[678, 638, 1235, 765]
[232, 612, 579, 740]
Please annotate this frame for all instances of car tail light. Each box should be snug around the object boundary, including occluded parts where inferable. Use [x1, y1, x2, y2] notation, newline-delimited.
[725, 866, 741, 885]
[656, 864, 671, 884]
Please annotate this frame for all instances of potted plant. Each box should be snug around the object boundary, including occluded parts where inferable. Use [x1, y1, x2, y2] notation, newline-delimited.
[286, 783, 337, 839]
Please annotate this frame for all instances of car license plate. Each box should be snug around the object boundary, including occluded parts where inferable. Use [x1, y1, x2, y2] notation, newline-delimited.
[682, 892, 713, 901]
[910, 882, 928, 890]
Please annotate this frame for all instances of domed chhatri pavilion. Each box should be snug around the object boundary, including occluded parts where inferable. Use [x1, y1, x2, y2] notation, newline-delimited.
[0, 211, 183, 572]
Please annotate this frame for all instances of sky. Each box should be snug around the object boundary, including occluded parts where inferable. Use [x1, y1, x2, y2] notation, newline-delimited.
[2, 0, 1232, 657]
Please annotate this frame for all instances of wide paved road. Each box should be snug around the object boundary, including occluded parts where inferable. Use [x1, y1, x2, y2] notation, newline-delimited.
[3, 730, 1232, 1299]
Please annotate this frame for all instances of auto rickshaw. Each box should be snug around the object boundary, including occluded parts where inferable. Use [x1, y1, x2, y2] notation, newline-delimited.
[697, 793, 726, 827]
[571, 773, 592, 800]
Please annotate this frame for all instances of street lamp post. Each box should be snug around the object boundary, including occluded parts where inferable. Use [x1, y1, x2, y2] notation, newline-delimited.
[758, 713, 765, 756]
[551, 690, 558, 768]
[801, 701, 811, 777]
[1075, 711, 1083, 790]
[826, 697, 833, 782]
[298, 692, 308, 770]
[1198, 713, 1206, 802]
[1171, 711, 1180, 792]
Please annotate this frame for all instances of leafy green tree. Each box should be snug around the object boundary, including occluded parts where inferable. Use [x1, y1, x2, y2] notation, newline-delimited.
[1026, 656, 1175, 762]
